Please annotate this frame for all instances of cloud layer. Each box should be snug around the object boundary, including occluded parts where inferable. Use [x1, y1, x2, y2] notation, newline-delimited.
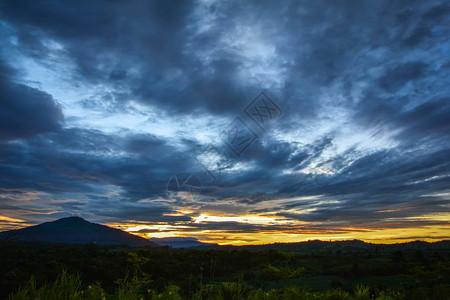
[0, 0, 448, 243]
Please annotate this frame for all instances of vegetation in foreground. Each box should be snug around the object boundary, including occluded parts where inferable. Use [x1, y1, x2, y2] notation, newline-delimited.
[8, 270, 450, 300]
[2, 241, 449, 299]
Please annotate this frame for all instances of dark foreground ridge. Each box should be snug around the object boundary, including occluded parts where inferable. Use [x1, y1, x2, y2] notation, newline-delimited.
[0, 216, 157, 247]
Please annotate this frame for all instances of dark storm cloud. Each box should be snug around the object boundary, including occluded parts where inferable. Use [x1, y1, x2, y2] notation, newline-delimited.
[0, 60, 63, 141]
[0, 128, 198, 203]
[0, 0, 250, 115]
[0, 138, 105, 194]
[282, 148, 450, 198]
[0, 0, 446, 116]
[125, 134, 167, 155]
[395, 97, 450, 140]
[98, 204, 192, 223]
[378, 61, 428, 92]
[353, 94, 450, 151]
[403, 26, 432, 47]
[0, 0, 449, 235]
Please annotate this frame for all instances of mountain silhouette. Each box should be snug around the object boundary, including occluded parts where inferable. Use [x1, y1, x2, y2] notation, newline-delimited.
[149, 237, 218, 248]
[0, 216, 157, 247]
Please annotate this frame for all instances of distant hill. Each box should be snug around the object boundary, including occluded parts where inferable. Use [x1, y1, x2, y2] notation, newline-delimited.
[149, 237, 218, 248]
[222, 239, 450, 252]
[0, 216, 157, 247]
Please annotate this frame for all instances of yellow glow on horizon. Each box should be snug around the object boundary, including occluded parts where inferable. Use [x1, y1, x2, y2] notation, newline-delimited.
[104, 211, 449, 246]
[193, 213, 295, 225]
[402, 212, 450, 221]
[1, 209, 447, 246]
[0, 216, 25, 223]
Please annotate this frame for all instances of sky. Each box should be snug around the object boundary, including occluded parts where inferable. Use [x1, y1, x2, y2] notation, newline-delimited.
[0, 0, 449, 245]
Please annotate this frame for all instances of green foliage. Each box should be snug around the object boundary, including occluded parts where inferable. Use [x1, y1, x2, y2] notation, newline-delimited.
[115, 272, 152, 299]
[401, 284, 450, 300]
[37, 270, 83, 300]
[258, 264, 305, 280]
[352, 285, 370, 300]
[279, 286, 312, 300]
[8, 275, 37, 300]
[84, 281, 106, 300]
[246, 288, 277, 300]
[8, 271, 450, 300]
[374, 291, 396, 300]
[3, 242, 450, 299]
[216, 282, 247, 300]
[127, 252, 151, 276]
[276, 251, 296, 262]
[319, 288, 351, 300]
[112, 252, 153, 299]
[150, 284, 183, 300]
